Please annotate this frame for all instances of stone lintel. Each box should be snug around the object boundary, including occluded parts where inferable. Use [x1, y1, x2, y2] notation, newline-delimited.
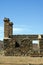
[4, 37, 11, 40]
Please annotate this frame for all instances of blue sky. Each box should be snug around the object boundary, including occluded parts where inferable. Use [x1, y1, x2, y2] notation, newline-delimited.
[0, 0, 43, 40]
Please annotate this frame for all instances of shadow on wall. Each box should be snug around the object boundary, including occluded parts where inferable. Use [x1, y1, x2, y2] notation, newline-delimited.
[15, 42, 20, 48]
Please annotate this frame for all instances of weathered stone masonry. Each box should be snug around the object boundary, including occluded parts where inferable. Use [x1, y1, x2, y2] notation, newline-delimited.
[3, 18, 43, 56]
[3, 18, 14, 56]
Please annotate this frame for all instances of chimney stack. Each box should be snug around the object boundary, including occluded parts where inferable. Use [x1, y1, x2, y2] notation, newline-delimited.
[4, 18, 10, 39]
[9, 22, 13, 36]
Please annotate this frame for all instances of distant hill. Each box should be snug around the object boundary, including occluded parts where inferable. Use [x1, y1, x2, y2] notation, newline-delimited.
[0, 40, 3, 50]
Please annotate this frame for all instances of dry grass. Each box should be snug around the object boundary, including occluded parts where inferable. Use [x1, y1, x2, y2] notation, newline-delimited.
[0, 56, 43, 65]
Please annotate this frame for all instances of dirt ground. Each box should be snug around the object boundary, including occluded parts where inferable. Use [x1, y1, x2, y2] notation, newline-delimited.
[0, 56, 43, 65]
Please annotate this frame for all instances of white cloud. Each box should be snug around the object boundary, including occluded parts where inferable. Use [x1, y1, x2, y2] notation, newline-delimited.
[13, 28, 23, 32]
[13, 24, 33, 34]
[0, 26, 4, 40]
[13, 27, 24, 34]
[13, 26, 31, 34]
[0, 27, 4, 31]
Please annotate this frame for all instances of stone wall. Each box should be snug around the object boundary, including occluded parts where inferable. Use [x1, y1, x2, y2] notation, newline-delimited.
[12, 35, 43, 56]
[3, 18, 43, 56]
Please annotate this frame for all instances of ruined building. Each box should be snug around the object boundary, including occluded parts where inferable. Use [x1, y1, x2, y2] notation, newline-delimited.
[3, 18, 43, 56]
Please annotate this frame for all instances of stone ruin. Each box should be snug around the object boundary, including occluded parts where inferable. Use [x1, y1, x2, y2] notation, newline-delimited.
[3, 18, 43, 56]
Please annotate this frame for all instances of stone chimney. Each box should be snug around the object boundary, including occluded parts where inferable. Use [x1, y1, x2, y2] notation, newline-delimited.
[3, 18, 14, 56]
[9, 22, 13, 36]
[4, 18, 10, 39]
